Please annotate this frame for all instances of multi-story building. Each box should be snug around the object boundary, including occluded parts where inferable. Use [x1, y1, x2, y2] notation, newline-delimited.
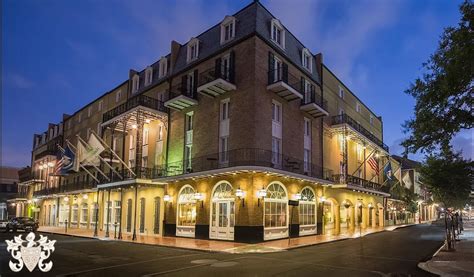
[18, 1, 405, 242]
[1, 167, 20, 219]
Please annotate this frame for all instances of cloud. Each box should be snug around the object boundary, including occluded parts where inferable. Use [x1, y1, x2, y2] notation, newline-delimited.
[451, 130, 473, 160]
[5, 73, 35, 89]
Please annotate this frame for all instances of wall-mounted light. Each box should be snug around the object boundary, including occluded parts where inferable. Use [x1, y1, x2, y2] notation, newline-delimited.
[63, 196, 69, 202]
[82, 194, 88, 200]
[33, 198, 38, 203]
[194, 192, 204, 207]
[368, 203, 373, 209]
[27, 200, 32, 204]
[257, 188, 266, 207]
[319, 196, 326, 203]
[375, 153, 380, 158]
[163, 194, 171, 202]
[235, 188, 245, 207]
[145, 119, 151, 124]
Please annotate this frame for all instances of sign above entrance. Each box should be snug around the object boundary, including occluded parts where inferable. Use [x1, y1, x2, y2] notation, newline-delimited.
[288, 200, 299, 206]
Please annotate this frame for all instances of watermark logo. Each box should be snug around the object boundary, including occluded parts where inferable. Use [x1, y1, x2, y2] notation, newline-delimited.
[5, 232, 56, 272]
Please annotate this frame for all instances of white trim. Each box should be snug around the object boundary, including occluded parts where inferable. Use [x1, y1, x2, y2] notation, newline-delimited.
[301, 48, 313, 73]
[158, 57, 168, 78]
[186, 38, 200, 63]
[145, 66, 153, 86]
[132, 75, 140, 94]
[220, 16, 236, 45]
[270, 18, 285, 50]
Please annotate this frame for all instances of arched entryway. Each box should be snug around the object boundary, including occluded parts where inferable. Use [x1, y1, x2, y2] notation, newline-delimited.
[323, 198, 339, 235]
[341, 200, 355, 233]
[376, 203, 384, 227]
[298, 187, 316, 236]
[210, 181, 235, 240]
[176, 185, 196, 238]
[264, 182, 288, 240]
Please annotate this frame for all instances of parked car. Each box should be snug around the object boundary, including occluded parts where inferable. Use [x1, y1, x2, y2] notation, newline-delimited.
[0, 219, 8, 232]
[5, 217, 39, 232]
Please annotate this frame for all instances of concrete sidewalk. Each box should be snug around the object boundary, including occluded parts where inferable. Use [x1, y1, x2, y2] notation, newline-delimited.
[419, 219, 474, 277]
[38, 223, 417, 254]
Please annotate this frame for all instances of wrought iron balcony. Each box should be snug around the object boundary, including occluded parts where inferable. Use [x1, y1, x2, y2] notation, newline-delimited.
[332, 114, 389, 152]
[300, 90, 329, 118]
[332, 174, 390, 194]
[267, 68, 303, 101]
[33, 135, 63, 160]
[153, 148, 333, 181]
[197, 66, 236, 97]
[102, 95, 168, 123]
[164, 84, 198, 111]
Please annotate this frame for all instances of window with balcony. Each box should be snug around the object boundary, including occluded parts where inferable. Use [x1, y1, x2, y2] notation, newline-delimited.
[145, 67, 153, 86]
[187, 72, 195, 94]
[220, 16, 236, 44]
[186, 38, 199, 63]
[132, 75, 140, 94]
[219, 99, 230, 164]
[304, 117, 311, 173]
[271, 19, 285, 49]
[129, 134, 135, 168]
[302, 48, 312, 72]
[158, 57, 168, 78]
[356, 143, 363, 162]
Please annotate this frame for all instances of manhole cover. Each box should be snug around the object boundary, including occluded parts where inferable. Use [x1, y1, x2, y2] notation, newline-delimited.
[210, 261, 239, 267]
[191, 259, 218, 264]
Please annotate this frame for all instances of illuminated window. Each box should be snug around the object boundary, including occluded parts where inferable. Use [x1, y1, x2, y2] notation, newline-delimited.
[264, 182, 288, 229]
[81, 203, 88, 223]
[177, 185, 196, 227]
[299, 187, 316, 226]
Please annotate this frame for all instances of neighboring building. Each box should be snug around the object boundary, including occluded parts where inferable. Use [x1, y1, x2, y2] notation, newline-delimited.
[13, 1, 427, 242]
[0, 167, 20, 219]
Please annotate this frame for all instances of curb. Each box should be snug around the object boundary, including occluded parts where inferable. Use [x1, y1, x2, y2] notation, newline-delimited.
[417, 242, 446, 276]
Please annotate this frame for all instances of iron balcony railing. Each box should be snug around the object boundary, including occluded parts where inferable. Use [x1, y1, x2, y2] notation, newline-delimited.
[169, 84, 198, 101]
[34, 135, 63, 160]
[198, 65, 235, 87]
[154, 148, 333, 181]
[102, 95, 168, 122]
[332, 114, 389, 152]
[332, 174, 390, 194]
[301, 89, 328, 111]
[268, 68, 302, 94]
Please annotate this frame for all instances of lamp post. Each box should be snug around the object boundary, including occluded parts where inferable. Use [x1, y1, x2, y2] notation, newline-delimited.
[320, 196, 326, 234]
[357, 198, 363, 238]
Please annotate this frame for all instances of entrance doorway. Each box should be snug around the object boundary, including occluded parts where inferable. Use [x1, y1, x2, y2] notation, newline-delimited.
[210, 181, 235, 240]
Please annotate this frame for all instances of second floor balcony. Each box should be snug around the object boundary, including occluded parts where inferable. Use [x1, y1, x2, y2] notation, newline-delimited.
[332, 174, 390, 195]
[102, 94, 168, 126]
[332, 114, 389, 152]
[267, 67, 303, 101]
[33, 135, 63, 160]
[164, 84, 199, 111]
[197, 63, 236, 98]
[300, 89, 329, 118]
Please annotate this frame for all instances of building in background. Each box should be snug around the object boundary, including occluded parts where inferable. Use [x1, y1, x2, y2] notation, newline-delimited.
[0, 167, 20, 219]
[14, 1, 435, 242]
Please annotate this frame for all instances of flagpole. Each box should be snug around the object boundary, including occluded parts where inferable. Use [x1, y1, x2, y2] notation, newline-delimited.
[90, 130, 136, 177]
[76, 135, 123, 180]
[67, 139, 110, 181]
[65, 141, 102, 183]
[59, 144, 100, 183]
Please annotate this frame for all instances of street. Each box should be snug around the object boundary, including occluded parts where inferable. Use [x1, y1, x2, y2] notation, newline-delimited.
[0, 222, 444, 277]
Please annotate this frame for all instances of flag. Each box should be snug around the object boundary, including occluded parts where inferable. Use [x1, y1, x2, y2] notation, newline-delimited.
[88, 132, 106, 161]
[402, 171, 412, 189]
[368, 156, 378, 172]
[384, 161, 393, 181]
[59, 146, 76, 173]
[77, 140, 99, 167]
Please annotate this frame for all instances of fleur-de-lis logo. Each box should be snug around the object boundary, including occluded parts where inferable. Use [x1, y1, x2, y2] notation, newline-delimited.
[5, 232, 56, 272]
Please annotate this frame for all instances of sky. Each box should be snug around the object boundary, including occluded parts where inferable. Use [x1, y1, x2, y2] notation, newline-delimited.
[1, 0, 472, 168]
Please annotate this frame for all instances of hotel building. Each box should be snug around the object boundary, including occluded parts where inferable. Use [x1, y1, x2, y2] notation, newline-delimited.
[14, 1, 435, 243]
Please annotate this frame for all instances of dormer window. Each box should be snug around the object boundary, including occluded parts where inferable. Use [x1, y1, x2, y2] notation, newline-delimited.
[158, 57, 168, 78]
[338, 86, 344, 99]
[302, 48, 312, 72]
[356, 102, 361, 113]
[98, 100, 103, 111]
[271, 19, 285, 49]
[145, 67, 153, 86]
[370, 115, 374, 125]
[116, 90, 122, 102]
[187, 38, 200, 63]
[220, 16, 236, 44]
[132, 74, 139, 93]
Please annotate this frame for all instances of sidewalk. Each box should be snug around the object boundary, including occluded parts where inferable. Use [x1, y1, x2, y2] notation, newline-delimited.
[419, 219, 474, 277]
[39, 223, 416, 254]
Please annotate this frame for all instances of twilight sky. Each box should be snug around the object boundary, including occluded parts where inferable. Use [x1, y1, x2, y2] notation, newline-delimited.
[2, 0, 472, 168]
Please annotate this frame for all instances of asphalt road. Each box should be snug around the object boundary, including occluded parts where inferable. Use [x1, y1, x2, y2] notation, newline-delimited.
[0, 222, 444, 277]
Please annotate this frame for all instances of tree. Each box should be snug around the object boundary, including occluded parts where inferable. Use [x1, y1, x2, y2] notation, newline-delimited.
[419, 150, 473, 208]
[402, 1, 474, 154]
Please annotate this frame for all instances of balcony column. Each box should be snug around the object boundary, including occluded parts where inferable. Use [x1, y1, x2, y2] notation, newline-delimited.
[343, 127, 349, 182]
[135, 115, 145, 177]
[109, 127, 115, 181]
[105, 189, 111, 238]
[118, 188, 123, 240]
[132, 185, 138, 240]
[121, 118, 128, 178]
[93, 189, 100, 237]
[350, 206, 356, 231]
[334, 204, 341, 235]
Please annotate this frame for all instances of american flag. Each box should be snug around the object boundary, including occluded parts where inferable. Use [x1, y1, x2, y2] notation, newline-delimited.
[368, 156, 378, 172]
[52, 150, 66, 176]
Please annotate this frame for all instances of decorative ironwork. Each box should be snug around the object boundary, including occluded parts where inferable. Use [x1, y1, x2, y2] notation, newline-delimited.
[102, 94, 168, 123]
[332, 174, 390, 194]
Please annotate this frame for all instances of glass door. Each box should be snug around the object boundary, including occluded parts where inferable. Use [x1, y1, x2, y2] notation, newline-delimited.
[211, 200, 234, 240]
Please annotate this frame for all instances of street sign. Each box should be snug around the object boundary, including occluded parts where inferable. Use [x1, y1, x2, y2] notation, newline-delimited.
[288, 200, 299, 206]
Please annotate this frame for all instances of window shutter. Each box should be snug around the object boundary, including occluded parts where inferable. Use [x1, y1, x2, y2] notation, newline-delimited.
[229, 50, 235, 83]
[181, 75, 188, 94]
[282, 63, 288, 83]
[215, 57, 222, 79]
[301, 77, 305, 96]
[193, 69, 198, 94]
[311, 84, 315, 103]
[268, 52, 275, 84]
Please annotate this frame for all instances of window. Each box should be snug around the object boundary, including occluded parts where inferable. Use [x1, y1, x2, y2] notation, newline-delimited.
[158, 58, 168, 78]
[143, 128, 149, 146]
[356, 102, 361, 113]
[264, 182, 288, 228]
[114, 201, 121, 224]
[220, 16, 236, 44]
[90, 203, 98, 226]
[129, 134, 135, 168]
[87, 107, 92, 117]
[116, 90, 122, 103]
[145, 67, 153, 86]
[177, 186, 196, 227]
[126, 199, 132, 232]
[185, 112, 193, 132]
[270, 19, 285, 49]
[132, 75, 139, 93]
[339, 108, 345, 116]
[356, 143, 363, 162]
[219, 137, 229, 163]
[272, 137, 281, 165]
[153, 197, 161, 234]
[72, 204, 78, 223]
[98, 100, 103, 112]
[272, 101, 282, 123]
[157, 91, 165, 103]
[304, 149, 310, 173]
[139, 198, 145, 233]
[81, 204, 88, 223]
[221, 99, 230, 121]
[338, 86, 344, 99]
[299, 187, 316, 226]
[370, 115, 374, 125]
[78, 113, 82, 123]
[304, 118, 311, 137]
[303, 79, 312, 103]
[184, 145, 192, 170]
[187, 72, 195, 94]
[302, 48, 312, 72]
[97, 122, 102, 136]
[186, 38, 199, 62]
[157, 124, 163, 141]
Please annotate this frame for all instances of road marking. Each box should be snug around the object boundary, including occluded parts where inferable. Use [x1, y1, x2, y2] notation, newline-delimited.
[56, 253, 206, 277]
[348, 254, 419, 262]
[141, 257, 246, 276]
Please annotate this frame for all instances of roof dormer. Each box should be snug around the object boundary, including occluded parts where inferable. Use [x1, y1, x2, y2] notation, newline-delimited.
[270, 18, 285, 50]
[186, 37, 200, 63]
[220, 16, 236, 44]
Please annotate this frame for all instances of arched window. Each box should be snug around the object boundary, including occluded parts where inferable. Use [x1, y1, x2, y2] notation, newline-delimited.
[210, 181, 235, 240]
[212, 181, 233, 199]
[139, 198, 146, 233]
[177, 186, 196, 227]
[264, 182, 288, 240]
[299, 187, 316, 235]
[72, 204, 78, 223]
